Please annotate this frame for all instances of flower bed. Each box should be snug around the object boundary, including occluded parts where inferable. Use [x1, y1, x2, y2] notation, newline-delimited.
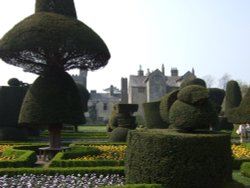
[71, 145, 126, 161]
[232, 144, 250, 159]
[0, 173, 125, 187]
[232, 144, 250, 170]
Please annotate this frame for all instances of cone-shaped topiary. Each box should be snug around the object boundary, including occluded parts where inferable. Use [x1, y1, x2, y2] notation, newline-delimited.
[225, 80, 242, 119]
[233, 88, 250, 123]
[169, 85, 218, 131]
[208, 88, 225, 114]
[19, 68, 84, 126]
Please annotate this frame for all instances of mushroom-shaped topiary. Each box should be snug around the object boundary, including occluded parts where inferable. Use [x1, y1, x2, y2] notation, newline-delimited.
[0, 0, 110, 149]
[169, 85, 218, 131]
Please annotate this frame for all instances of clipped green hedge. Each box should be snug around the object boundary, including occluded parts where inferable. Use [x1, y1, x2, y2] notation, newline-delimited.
[12, 143, 49, 154]
[233, 158, 250, 170]
[100, 184, 164, 188]
[63, 146, 102, 158]
[0, 148, 37, 168]
[159, 90, 178, 125]
[240, 162, 250, 178]
[69, 142, 126, 147]
[0, 166, 124, 176]
[109, 127, 130, 142]
[143, 101, 167, 129]
[49, 150, 124, 167]
[169, 100, 218, 131]
[125, 129, 232, 188]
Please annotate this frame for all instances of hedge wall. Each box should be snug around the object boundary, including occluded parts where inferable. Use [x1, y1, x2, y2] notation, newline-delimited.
[49, 150, 124, 167]
[0, 148, 37, 168]
[143, 101, 167, 129]
[125, 129, 232, 188]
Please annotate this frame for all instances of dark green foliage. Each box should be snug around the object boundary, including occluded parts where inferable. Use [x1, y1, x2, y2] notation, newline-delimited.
[109, 127, 130, 142]
[35, 0, 77, 18]
[169, 85, 218, 131]
[12, 144, 49, 154]
[63, 146, 102, 158]
[101, 185, 165, 188]
[169, 100, 218, 131]
[107, 104, 138, 140]
[115, 104, 138, 114]
[180, 78, 207, 89]
[0, 148, 37, 168]
[0, 12, 110, 74]
[143, 101, 168, 129]
[0, 86, 27, 127]
[107, 104, 119, 131]
[49, 151, 124, 167]
[216, 116, 234, 131]
[225, 80, 242, 116]
[76, 84, 90, 125]
[125, 129, 232, 188]
[8, 78, 21, 86]
[233, 88, 250, 123]
[240, 162, 250, 178]
[76, 84, 90, 113]
[208, 88, 225, 114]
[19, 69, 84, 127]
[233, 158, 250, 170]
[0, 166, 124, 176]
[177, 85, 209, 105]
[0, 127, 28, 141]
[159, 90, 178, 124]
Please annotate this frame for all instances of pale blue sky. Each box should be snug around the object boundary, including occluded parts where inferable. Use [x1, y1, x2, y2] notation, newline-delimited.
[0, 0, 250, 92]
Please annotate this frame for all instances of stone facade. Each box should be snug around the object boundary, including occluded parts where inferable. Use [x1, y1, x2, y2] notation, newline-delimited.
[71, 65, 196, 124]
[127, 65, 196, 118]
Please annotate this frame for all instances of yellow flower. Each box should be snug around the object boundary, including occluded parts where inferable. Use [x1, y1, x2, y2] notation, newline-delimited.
[71, 145, 127, 161]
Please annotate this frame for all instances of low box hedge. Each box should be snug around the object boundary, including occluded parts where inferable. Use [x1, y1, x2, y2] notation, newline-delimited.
[0, 166, 124, 176]
[0, 148, 37, 167]
[49, 150, 124, 167]
[69, 142, 126, 147]
[100, 184, 165, 188]
[233, 158, 250, 170]
[240, 162, 250, 178]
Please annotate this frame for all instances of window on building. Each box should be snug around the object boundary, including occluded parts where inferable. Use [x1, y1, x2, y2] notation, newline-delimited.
[103, 103, 108, 110]
[138, 87, 145, 93]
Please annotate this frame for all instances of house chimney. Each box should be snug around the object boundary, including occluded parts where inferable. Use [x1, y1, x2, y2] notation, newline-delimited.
[121, 78, 128, 103]
[171, 68, 178, 76]
[138, 65, 144, 76]
[161, 64, 165, 76]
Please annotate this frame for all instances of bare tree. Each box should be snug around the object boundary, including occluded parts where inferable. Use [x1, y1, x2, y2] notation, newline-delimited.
[218, 73, 231, 89]
[202, 75, 215, 88]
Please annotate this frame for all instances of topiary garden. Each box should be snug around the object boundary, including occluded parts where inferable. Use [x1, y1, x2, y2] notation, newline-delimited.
[0, 0, 249, 187]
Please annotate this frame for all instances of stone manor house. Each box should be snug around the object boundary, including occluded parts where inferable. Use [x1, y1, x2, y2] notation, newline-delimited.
[71, 65, 196, 123]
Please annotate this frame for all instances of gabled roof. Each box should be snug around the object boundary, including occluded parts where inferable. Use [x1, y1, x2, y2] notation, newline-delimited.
[129, 75, 146, 88]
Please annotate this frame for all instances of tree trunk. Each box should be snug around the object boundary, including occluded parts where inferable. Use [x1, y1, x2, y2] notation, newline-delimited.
[48, 123, 62, 148]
